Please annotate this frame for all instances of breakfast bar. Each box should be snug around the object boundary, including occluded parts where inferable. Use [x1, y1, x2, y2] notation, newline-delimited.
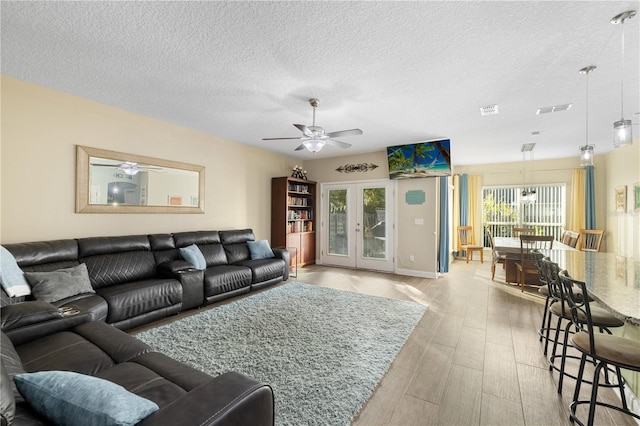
[542, 250, 640, 325]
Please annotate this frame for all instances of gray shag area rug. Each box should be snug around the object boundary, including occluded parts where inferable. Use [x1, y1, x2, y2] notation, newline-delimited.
[136, 282, 427, 426]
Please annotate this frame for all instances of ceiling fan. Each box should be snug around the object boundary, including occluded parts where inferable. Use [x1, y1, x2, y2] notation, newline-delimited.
[91, 161, 163, 176]
[262, 98, 363, 153]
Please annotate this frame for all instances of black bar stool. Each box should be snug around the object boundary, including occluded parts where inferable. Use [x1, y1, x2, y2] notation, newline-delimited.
[559, 271, 640, 426]
[541, 259, 623, 394]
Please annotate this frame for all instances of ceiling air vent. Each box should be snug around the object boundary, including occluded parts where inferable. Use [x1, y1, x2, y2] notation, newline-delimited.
[536, 103, 572, 115]
[479, 104, 498, 116]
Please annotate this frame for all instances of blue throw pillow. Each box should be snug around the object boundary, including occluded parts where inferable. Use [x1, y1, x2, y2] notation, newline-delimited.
[247, 240, 275, 260]
[14, 371, 159, 426]
[179, 244, 207, 270]
[0, 246, 31, 297]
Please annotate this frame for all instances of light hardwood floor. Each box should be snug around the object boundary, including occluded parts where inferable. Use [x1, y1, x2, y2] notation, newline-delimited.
[131, 259, 637, 425]
[293, 260, 637, 426]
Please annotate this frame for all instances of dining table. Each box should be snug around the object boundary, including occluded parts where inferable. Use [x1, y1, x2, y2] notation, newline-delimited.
[541, 250, 640, 325]
[493, 237, 576, 285]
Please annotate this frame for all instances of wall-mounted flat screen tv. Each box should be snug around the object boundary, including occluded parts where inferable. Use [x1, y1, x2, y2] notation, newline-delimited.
[387, 139, 452, 179]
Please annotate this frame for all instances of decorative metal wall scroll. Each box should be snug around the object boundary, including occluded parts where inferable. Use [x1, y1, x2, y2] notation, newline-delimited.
[335, 163, 379, 173]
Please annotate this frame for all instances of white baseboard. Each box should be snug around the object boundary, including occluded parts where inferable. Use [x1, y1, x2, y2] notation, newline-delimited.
[394, 268, 438, 279]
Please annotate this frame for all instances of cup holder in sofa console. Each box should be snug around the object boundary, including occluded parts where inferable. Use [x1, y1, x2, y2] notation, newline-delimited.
[58, 307, 81, 316]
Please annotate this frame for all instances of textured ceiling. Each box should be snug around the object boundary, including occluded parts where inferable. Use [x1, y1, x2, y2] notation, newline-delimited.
[2, 1, 639, 165]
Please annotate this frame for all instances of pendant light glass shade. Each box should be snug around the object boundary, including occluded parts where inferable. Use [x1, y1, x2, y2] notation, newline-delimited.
[579, 144, 595, 166]
[613, 119, 632, 147]
[611, 10, 636, 148]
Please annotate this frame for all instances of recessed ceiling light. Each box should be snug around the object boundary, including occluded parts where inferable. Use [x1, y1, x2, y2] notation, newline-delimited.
[479, 104, 499, 116]
[536, 104, 572, 115]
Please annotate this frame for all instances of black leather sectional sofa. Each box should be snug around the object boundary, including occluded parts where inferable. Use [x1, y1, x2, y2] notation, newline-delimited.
[2, 229, 289, 335]
[0, 229, 288, 426]
[1, 321, 274, 425]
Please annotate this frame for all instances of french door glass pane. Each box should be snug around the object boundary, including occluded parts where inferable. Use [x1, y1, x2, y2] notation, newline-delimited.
[328, 189, 348, 256]
[362, 187, 386, 259]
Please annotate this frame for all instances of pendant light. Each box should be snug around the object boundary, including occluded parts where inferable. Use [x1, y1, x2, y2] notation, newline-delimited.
[611, 10, 636, 148]
[579, 66, 596, 166]
[521, 143, 537, 204]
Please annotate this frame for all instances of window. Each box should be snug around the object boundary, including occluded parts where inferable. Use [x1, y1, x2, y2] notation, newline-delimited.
[482, 185, 566, 245]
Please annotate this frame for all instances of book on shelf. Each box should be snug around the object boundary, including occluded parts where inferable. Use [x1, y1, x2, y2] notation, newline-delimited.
[288, 183, 310, 193]
[287, 220, 314, 234]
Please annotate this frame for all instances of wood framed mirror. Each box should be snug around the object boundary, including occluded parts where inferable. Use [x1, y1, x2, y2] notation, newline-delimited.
[76, 145, 205, 213]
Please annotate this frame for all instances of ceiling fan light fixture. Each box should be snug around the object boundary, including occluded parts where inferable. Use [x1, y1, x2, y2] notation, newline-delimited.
[303, 139, 325, 153]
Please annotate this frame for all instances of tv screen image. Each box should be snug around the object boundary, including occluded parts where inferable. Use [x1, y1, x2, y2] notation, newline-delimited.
[387, 139, 452, 179]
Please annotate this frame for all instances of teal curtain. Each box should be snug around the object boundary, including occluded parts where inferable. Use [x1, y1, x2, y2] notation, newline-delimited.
[459, 174, 469, 225]
[438, 176, 449, 273]
[585, 165, 596, 229]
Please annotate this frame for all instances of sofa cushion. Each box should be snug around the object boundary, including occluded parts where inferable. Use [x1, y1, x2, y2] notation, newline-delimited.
[24, 263, 95, 303]
[0, 246, 31, 297]
[3, 239, 79, 269]
[203, 265, 252, 297]
[179, 244, 206, 270]
[235, 259, 286, 283]
[95, 279, 182, 324]
[219, 229, 254, 245]
[14, 371, 159, 426]
[173, 231, 220, 247]
[224, 243, 252, 264]
[82, 251, 157, 289]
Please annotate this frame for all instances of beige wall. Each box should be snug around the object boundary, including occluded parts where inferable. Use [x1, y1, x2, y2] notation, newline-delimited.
[0, 76, 297, 243]
[605, 140, 640, 257]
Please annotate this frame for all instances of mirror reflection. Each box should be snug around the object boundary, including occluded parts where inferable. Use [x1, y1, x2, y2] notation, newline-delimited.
[76, 146, 205, 213]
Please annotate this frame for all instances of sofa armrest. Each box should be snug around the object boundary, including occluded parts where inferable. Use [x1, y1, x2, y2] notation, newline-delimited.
[272, 248, 290, 281]
[2, 302, 93, 346]
[1, 301, 61, 331]
[138, 372, 274, 426]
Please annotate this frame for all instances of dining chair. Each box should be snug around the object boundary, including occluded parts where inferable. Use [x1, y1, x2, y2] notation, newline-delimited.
[561, 230, 580, 248]
[457, 225, 483, 263]
[513, 227, 535, 236]
[485, 228, 504, 280]
[515, 235, 553, 291]
[559, 271, 639, 426]
[578, 229, 604, 252]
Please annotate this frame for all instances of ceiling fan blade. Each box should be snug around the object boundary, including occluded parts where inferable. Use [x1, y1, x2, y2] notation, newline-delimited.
[326, 128, 362, 138]
[293, 124, 313, 137]
[294, 143, 307, 151]
[262, 137, 303, 140]
[326, 139, 352, 149]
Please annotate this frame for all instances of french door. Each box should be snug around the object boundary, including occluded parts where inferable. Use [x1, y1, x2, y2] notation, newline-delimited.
[321, 181, 394, 272]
